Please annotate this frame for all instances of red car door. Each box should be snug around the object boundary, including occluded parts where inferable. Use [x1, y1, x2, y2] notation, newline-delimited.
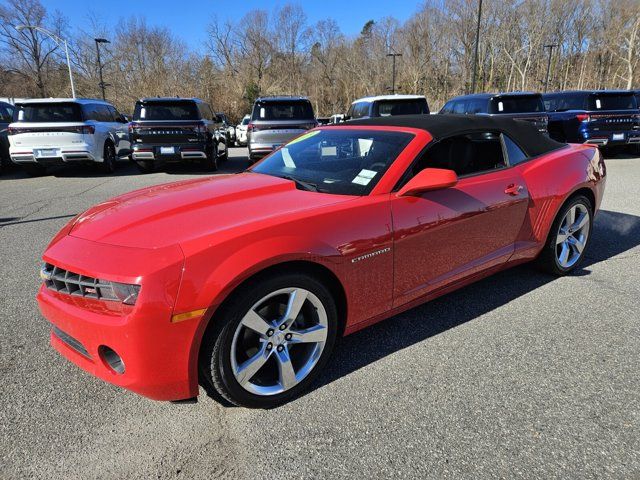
[390, 133, 530, 308]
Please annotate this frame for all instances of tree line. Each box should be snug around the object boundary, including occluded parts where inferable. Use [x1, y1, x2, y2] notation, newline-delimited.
[0, 0, 638, 121]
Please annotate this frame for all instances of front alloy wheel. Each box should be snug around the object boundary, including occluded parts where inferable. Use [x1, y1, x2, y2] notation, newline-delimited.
[231, 288, 328, 396]
[201, 273, 337, 408]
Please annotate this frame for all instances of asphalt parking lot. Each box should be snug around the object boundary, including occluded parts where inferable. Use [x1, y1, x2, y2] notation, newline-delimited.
[1, 148, 639, 479]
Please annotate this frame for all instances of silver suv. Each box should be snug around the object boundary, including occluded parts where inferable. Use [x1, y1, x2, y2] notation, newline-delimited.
[247, 96, 316, 162]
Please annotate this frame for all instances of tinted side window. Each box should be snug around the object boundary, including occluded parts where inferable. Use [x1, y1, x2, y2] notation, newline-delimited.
[545, 93, 586, 111]
[411, 131, 506, 178]
[466, 99, 485, 114]
[350, 102, 369, 119]
[107, 105, 119, 121]
[83, 104, 98, 121]
[440, 101, 454, 114]
[0, 104, 14, 122]
[452, 101, 466, 114]
[97, 105, 114, 122]
[502, 134, 528, 165]
[199, 103, 213, 120]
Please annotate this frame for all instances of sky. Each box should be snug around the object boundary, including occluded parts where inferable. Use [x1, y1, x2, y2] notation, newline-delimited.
[44, 0, 423, 50]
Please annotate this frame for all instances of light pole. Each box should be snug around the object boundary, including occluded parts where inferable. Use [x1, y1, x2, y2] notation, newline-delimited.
[16, 25, 76, 98]
[543, 43, 558, 93]
[387, 52, 402, 95]
[470, 0, 483, 94]
[94, 38, 110, 100]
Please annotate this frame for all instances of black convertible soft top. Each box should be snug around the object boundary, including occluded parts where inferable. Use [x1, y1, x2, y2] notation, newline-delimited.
[346, 114, 566, 158]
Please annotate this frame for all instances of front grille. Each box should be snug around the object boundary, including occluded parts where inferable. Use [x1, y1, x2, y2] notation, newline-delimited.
[52, 326, 91, 358]
[42, 263, 118, 301]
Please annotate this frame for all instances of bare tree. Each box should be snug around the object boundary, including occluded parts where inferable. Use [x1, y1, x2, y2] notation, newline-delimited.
[0, 0, 68, 96]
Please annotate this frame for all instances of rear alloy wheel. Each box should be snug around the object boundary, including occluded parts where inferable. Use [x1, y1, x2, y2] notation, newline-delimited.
[100, 141, 117, 173]
[201, 274, 337, 408]
[537, 195, 592, 275]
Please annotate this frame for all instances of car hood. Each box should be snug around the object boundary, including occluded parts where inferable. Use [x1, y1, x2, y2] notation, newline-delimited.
[69, 173, 353, 249]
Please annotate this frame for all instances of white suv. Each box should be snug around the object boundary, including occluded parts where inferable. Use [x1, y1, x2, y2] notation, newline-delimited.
[8, 98, 130, 175]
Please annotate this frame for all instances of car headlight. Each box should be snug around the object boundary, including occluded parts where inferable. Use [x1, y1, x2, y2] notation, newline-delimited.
[108, 282, 141, 305]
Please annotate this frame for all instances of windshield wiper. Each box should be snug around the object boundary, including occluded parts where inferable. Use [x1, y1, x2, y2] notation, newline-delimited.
[279, 175, 320, 192]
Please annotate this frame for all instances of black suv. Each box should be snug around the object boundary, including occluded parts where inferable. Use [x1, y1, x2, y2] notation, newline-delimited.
[440, 92, 548, 133]
[129, 98, 228, 172]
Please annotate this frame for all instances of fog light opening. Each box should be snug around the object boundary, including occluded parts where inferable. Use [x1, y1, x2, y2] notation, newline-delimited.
[99, 346, 125, 375]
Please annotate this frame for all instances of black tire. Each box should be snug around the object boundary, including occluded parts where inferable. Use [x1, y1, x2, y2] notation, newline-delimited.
[200, 272, 338, 409]
[24, 164, 47, 176]
[201, 143, 218, 171]
[536, 194, 593, 276]
[100, 141, 117, 174]
[219, 142, 228, 163]
[135, 160, 155, 173]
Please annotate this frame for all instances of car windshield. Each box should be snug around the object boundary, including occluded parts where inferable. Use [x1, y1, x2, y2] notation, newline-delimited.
[251, 129, 413, 196]
[489, 96, 544, 114]
[134, 101, 199, 121]
[16, 103, 82, 122]
[375, 99, 429, 116]
[252, 101, 314, 121]
[588, 94, 637, 110]
[241, 117, 250, 125]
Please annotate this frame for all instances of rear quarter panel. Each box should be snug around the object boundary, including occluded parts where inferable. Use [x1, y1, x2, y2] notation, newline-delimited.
[511, 144, 605, 261]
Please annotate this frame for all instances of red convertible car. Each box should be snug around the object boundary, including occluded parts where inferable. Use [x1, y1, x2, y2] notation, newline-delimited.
[37, 115, 606, 408]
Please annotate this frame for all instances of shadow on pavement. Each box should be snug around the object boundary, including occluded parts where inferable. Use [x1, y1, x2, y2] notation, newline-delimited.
[0, 213, 77, 228]
[310, 209, 640, 398]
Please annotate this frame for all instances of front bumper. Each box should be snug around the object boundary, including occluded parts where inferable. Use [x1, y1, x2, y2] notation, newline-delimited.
[10, 144, 97, 165]
[132, 143, 208, 162]
[36, 234, 203, 401]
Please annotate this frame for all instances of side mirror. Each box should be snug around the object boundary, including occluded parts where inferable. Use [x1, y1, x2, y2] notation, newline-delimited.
[397, 168, 458, 196]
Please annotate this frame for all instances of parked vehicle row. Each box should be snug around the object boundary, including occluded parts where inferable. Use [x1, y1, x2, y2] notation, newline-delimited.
[438, 90, 639, 154]
[5, 97, 232, 176]
[3, 87, 639, 177]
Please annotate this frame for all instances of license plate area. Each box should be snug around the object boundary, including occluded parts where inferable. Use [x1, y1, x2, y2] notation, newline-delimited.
[612, 133, 625, 141]
[160, 146, 175, 155]
[35, 148, 59, 158]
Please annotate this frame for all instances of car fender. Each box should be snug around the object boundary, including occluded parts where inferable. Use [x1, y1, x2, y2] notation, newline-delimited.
[175, 234, 343, 318]
[177, 234, 344, 392]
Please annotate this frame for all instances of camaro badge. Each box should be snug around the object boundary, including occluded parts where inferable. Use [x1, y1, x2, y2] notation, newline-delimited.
[352, 247, 391, 263]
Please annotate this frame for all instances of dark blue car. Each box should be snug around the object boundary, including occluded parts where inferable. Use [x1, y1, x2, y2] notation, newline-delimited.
[543, 90, 640, 153]
[439, 92, 548, 133]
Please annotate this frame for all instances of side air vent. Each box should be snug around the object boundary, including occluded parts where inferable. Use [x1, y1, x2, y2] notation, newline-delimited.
[52, 326, 91, 358]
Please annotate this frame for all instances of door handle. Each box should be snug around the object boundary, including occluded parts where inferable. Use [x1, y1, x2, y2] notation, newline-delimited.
[505, 184, 524, 196]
